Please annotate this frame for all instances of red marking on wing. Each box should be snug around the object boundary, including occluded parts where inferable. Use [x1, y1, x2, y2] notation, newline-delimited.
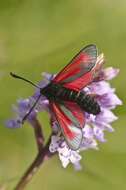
[52, 45, 98, 90]
[63, 53, 105, 90]
[50, 102, 83, 150]
[65, 101, 85, 128]
[53, 53, 89, 83]
[63, 71, 93, 90]
[50, 102, 76, 140]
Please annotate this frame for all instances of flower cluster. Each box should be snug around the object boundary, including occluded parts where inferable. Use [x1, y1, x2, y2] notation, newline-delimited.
[6, 67, 122, 169]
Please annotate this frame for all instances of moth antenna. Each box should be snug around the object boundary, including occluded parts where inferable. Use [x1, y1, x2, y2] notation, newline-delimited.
[22, 94, 42, 124]
[10, 72, 41, 89]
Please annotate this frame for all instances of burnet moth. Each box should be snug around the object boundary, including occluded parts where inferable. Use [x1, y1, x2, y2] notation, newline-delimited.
[10, 44, 104, 150]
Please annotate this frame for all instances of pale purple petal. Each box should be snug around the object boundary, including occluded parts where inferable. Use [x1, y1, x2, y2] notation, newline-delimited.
[82, 124, 94, 139]
[81, 138, 98, 150]
[103, 124, 114, 132]
[41, 72, 55, 81]
[6, 119, 22, 128]
[70, 151, 82, 163]
[57, 143, 71, 168]
[35, 98, 49, 112]
[17, 99, 29, 110]
[59, 153, 70, 168]
[98, 93, 122, 109]
[103, 67, 120, 80]
[88, 81, 114, 95]
[73, 161, 82, 171]
[85, 113, 96, 123]
[95, 109, 118, 125]
[49, 135, 63, 153]
[93, 127, 106, 142]
[58, 145, 82, 168]
[50, 137, 82, 168]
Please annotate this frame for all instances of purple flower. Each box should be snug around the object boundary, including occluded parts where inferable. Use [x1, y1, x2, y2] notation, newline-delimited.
[6, 58, 122, 169]
[6, 98, 38, 128]
[49, 136, 82, 168]
[48, 66, 122, 168]
[6, 119, 21, 128]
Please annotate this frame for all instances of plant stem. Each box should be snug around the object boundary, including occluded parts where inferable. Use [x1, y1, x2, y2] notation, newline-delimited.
[14, 136, 52, 190]
[31, 118, 45, 152]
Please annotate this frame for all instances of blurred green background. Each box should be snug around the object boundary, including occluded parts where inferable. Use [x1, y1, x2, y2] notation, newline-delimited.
[0, 0, 125, 189]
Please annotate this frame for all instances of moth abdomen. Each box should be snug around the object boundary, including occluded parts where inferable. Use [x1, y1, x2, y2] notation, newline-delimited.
[41, 82, 100, 115]
[76, 92, 100, 115]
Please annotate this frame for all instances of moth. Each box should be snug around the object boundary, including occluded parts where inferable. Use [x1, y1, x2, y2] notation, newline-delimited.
[10, 44, 104, 150]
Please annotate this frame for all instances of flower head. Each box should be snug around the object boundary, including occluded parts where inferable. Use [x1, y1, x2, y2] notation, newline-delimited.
[49, 67, 122, 168]
[6, 65, 122, 169]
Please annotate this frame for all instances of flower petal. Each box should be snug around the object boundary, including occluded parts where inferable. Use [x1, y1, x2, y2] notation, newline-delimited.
[5, 119, 22, 128]
[89, 81, 114, 95]
[98, 93, 122, 109]
[103, 67, 120, 80]
[95, 109, 118, 125]
[93, 127, 106, 142]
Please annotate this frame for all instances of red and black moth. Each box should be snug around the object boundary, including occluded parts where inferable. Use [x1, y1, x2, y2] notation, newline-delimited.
[10, 44, 104, 150]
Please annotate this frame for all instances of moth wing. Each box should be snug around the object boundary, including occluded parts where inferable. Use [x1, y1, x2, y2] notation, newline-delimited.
[50, 101, 85, 150]
[63, 53, 104, 90]
[53, 44, 101, 90]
